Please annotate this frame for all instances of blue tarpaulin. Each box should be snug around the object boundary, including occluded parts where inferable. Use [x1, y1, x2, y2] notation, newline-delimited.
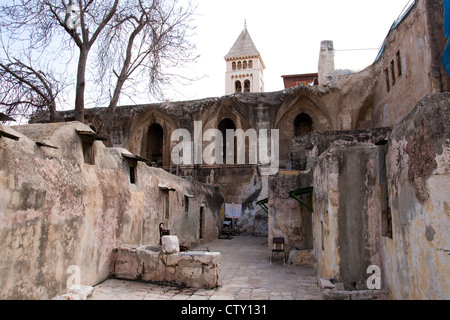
[443, 0, 450, 75]
[445, 0, 450, 38]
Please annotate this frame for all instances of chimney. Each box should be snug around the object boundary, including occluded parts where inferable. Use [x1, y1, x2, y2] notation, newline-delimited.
[318, 40, 335, 85]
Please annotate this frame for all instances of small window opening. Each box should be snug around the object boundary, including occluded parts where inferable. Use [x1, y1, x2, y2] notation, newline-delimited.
[77, 130, 107, 165]
[184, 196, 189, 213]
[248, 60, 253, 69]
[128, 160, 137, 184]
[199, 206, 204, 240]
[396, 51, 403, 77]
[232, 62, 236, 71]
[390, 60, 396, 85]
[243, 61, 247, 69]
[237, 61, 242, 70]
[385, 68, 391, 93]
[162, 189, 170, 220]
[82, 140, 95, 165]
[122, 153, 149, 184]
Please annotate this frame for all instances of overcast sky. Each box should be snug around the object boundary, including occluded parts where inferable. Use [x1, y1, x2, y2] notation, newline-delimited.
[0, 0, 415, 109]
[166, 0, 413, 102]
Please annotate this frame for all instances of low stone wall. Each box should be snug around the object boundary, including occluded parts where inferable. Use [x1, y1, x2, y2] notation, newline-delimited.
[318, 278, 391, 300]
[268, 170, 314, 255]
[288, 249, 314, 266]
[111, 239, 222, 289]
[0, 121, 224, 299]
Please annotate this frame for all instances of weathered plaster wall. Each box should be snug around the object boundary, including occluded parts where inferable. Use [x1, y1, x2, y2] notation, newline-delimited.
[383, 93, 450, 300]
[268, 170, 314, 255]
[112, 244, 222, 289]
[311, 93, 450, 299]
[359, 0, 449, 129]
[0, 122, 224, 300]
[290, 128, 391, 171]
[312, 142, 382, 289]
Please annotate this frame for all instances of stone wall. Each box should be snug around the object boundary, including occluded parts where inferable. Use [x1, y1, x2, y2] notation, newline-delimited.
[268, 170, 314, 256]
[311, 93, 450, 299]
[112, 238, 222, 289]
[382, 93, 450, 299]
[312, 142, 382, 289]
[0, 121, 224, 299]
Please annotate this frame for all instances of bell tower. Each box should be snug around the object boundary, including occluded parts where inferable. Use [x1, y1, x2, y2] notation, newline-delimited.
[224, 22, 265, 95]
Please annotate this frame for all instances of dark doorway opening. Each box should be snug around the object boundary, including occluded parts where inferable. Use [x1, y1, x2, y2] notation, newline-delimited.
[218, 118, 237, 164]
[147, 123, 164, 166]
[294, 113, 313, 137]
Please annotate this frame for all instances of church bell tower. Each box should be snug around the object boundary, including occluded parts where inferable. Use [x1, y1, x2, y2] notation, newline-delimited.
[224, 22, 265, 95]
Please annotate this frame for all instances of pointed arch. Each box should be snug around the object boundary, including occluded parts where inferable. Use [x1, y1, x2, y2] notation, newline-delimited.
[275, 95, 333, 166]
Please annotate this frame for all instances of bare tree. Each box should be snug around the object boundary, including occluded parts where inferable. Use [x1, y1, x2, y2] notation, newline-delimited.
[0, 54, 62, 122]
[0, 0, 198, 128]
[0, 0, 120, 122]
[95, 0, 197, 134]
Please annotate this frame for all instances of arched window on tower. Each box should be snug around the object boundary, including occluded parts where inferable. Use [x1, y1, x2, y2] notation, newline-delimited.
[232, 62, 236, 71]
[294, 113, 313, 136]
[235, 80, 242, 93]
[243, 61, 247, 69]
[244, 80, 251, 92]
[237, 61, 242, 70]
[248, 60, 253, 69]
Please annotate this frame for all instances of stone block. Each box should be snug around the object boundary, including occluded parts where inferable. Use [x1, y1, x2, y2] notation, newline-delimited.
[111, 242, 221, 289]
[350, 290, 391, 300]
[321, 289, 351, 300]
[162, 235, 180, 254]
[318, 278, 336, 290]
[67, 285, 94, 300]
[51, 285, 93, 300]
[51, 293, 82, 300]
[288, 249, 314, 265]
[112, 246, 140, 280]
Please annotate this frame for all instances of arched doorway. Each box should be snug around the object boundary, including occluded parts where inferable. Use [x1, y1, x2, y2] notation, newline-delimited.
[218, 118, 236, 164]
[147, 123, 164, 166]
[294, 113, 313, 137]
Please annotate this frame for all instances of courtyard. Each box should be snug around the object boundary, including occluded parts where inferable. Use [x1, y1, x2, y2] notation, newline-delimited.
[89, 236, 321, 300]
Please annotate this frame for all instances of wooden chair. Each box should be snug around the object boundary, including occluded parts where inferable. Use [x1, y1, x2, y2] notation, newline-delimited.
[270, 238, 286, 265]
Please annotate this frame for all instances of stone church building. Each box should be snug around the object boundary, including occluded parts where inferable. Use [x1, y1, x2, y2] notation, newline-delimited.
[0, 0, 449, 300]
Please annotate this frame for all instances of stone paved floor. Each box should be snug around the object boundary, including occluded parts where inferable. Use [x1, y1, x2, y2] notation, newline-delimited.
[89, 236, 321, 300]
